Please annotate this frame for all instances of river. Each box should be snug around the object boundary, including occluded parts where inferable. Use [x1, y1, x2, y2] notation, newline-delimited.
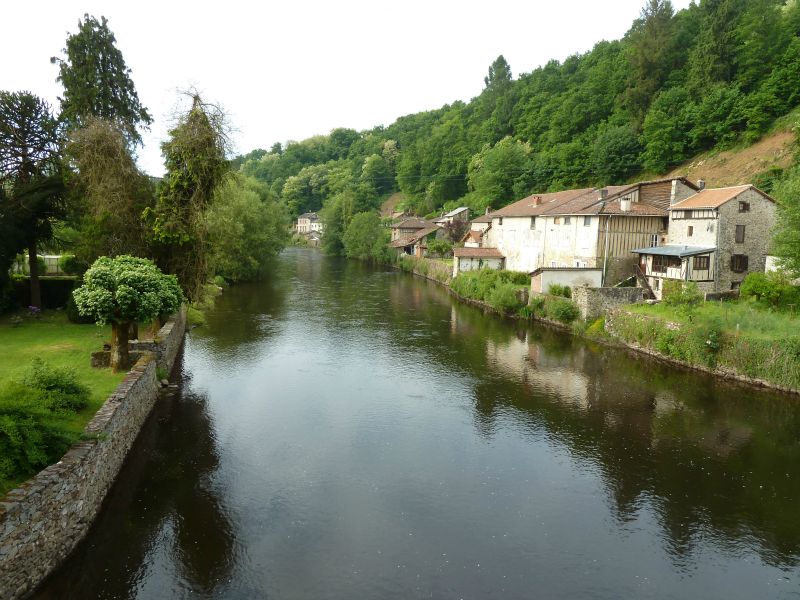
[34, 248, 800, 599]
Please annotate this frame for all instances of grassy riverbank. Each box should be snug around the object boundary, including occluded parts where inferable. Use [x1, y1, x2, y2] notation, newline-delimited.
[610, 301, 800, 391]
[0, 311, 124, 494]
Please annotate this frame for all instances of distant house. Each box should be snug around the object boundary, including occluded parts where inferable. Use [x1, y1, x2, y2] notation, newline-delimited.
[390, 225, 440, 257]
[307, 230, 322, 247]
[390, 217, 432, 242]
[462, 212, 494, 247]
[482, 178, 698, 284]
[452, 247, 505, 278]
[633, 184, 776, 298]
[296, 212, 323, 234]
[433, 206, 470, 226]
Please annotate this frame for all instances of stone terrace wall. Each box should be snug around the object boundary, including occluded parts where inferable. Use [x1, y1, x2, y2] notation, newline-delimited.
[130, 305, 187, 371]
[572, 286, 644, 321]
[0, 309, 186, 600]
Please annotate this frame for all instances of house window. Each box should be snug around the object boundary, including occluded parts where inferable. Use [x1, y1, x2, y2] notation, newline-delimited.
[739, 201, 750, 213]
[550, 261, 557, 268]
[649, 234, 658, 248]
[687, 225, 693, 237]
[530, 216, 536, 229]
[693, 255, 710, 270]
[673, 210, 685, 219]
[564, 216, 571, 225]
[652, 255, 668, 273]
[498, 217, 503, 226]
[654, 278, 660, 290]
[735, 225, 745, 243]
[553, 217, 562, 225]
[731, 254, 749, 273]
[583, 216, 591, 227]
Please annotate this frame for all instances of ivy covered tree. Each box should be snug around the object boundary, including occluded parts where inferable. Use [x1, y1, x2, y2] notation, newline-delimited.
[73, 255, 183, 372]
[145, 94, 229, 300]
[52, 14, 151, 146]
[65, 117, 153, 261]
[0, 91, 65, 308]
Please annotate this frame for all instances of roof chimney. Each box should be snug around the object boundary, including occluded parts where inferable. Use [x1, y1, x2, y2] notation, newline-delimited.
[599, 188, 608, 199]
[620, 197, 632, 213]
[698, 179, 706, 190]
[485, 206, 491, 215]
[532, 195, 542, 206]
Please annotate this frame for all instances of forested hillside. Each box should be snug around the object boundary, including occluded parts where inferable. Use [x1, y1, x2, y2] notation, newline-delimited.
[233, 0, 800, 255]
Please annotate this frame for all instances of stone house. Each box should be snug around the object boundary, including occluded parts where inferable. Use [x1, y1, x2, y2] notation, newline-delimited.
[433, 206, 470, 226]
[390, 225, 440, 257]
[481, 178, 698, 284]
[452, 247, 505, 278]
[633, 184, 777, 298]
[390, 217, 433, 242]
[296, 212, 323, 234]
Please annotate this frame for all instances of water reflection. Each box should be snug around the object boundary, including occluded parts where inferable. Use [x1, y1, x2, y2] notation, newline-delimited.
[32, 249, 800, 599]
[34, 363, 238, 599]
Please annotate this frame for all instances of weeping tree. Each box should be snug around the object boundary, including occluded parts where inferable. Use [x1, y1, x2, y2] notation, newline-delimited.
[144, 94, 229, 300]
[0, 91, 65, 308]
[73, 255, 183, 372]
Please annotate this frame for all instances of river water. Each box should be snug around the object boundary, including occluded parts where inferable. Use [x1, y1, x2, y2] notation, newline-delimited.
[34, 248, 800, 599]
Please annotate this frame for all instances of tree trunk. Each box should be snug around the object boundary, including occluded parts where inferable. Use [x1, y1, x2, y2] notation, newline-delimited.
[110, 321, 130, 373]
[28, 237, 41, 309]
[128, 321, 139, 341]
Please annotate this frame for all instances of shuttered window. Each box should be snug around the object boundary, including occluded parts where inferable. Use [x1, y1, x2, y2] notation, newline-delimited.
[731, 254, 749, 273]
[735, 225, 745, 243]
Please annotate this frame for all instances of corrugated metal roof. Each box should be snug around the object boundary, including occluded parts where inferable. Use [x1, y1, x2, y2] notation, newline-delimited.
[631, 245, 715, 257]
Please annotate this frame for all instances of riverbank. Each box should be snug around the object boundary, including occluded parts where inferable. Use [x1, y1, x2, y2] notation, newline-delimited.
[0, 307, 187, 600]
[397, 255, 800, 395]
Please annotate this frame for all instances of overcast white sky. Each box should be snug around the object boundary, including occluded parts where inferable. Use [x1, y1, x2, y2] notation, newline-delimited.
[2, 0, 692, 176]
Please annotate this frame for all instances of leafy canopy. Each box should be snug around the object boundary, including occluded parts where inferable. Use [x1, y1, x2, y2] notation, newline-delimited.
[73, 255, 183, 325]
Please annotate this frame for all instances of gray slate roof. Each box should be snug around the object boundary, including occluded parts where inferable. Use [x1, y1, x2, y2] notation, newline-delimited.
[631, 245, 715, 257]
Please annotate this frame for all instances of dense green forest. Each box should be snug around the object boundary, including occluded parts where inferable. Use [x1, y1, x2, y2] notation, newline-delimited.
[233, 0, 800, 256]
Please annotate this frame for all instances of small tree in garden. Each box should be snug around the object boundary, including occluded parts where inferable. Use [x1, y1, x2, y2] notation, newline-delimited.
[72, 255, 183, 372]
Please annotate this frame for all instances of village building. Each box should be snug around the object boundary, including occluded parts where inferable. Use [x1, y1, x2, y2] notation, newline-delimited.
[481, 178, 698, 285]
[389, 224, 440, 257]
[296, 212, 323, 234]
[452, 247, 505, 278]
[530, 267, 603, 294]
[462, 212, 493, 248]
[633, 184, 776, 298]
[390, 217, 432, 242]
[433, 206, 470, 226]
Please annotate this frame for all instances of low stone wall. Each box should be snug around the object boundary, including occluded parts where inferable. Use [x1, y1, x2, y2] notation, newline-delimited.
[0, 308, 186, 600]
[572, 286, 644, 321]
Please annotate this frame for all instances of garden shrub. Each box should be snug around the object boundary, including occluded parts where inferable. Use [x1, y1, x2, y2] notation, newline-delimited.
[546, 297, 580, 323]
[740, 272, 800, 308]
[488, 282, 524, 313]
[58, 254, 87, 275]
[547, 284, 572, 298]
[22, 358, 90, 412]
[529, 295, 545, 313]
[663, 281, 702, 308]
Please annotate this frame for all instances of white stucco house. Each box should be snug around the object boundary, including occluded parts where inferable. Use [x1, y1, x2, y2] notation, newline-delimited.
[296, 212, 323, 234]
[452, 247, 505, 277]
[481, 178, 698, 284]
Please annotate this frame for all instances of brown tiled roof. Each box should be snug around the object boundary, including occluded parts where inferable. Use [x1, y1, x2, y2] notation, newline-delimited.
[454, 247, 504, 258]
[389, 225, 439, 248]
[471, 213, 494, 223]
[492, 188, 594, 217]
[670, 185, 773, 209]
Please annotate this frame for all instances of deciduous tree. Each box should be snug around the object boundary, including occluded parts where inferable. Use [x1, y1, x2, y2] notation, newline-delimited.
[72, 255, 183, 371]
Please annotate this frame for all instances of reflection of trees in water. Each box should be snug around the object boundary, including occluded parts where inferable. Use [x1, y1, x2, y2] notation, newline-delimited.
[475, 330, 800, 566]
[33, 364, 237, 599]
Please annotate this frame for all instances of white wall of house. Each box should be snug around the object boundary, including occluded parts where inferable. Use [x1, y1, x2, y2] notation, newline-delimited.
[531, 269, 603, 294]
[453, 256, 504, 277]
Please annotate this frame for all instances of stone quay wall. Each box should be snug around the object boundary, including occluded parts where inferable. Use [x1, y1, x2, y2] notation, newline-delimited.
[0, 308, 186, 600]
[572, 286, 644, 321]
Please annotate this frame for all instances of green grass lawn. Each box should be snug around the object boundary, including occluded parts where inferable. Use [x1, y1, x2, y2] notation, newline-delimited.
[0, 310, 125, 494]
[627, 300, 800, 341]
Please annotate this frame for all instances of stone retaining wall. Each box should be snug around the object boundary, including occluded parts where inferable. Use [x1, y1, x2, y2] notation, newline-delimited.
[572, 286, 644, 321]
[0, 308, 186, 600]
